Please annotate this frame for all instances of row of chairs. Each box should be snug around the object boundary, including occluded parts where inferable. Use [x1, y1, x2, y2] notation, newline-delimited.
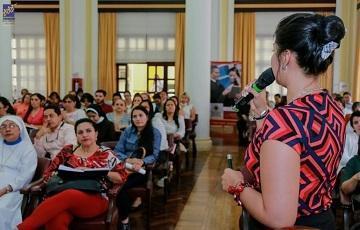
[20, 116, 198, 229]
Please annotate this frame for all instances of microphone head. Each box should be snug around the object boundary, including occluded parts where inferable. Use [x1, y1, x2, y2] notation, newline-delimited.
[256, 68, 275, 90]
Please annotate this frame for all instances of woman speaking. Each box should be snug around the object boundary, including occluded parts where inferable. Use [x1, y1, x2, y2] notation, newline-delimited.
[222, 13, 346, 229]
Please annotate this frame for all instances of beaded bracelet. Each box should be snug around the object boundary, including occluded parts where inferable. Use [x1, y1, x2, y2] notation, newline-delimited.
[227, 182, 255, 206]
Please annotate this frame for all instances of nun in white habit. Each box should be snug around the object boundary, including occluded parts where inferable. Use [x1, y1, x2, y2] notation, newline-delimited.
[0, 115, 37, 229]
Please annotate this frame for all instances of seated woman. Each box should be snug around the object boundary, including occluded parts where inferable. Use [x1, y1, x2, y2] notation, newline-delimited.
[18, 118, 128, 229]
[114, 105, 161, 230]
[62, 94, 87, 125]
[80, 93, 94, 109]
[86, 104, 116, 143]
[338, 111, 360, 172]
[155, 98, 185, 141]
[0, 115, 37, 229]
[106, 98, 131, 139]
[13, 93, 31, 119]
[0, 97, 16, 118]
[131, 93, 143, 109]
[24, 93, 46, 130]
[179, 92, 197, 121]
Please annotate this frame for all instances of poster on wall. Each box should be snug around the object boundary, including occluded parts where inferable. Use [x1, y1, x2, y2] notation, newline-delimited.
[210, 61, 242, 118]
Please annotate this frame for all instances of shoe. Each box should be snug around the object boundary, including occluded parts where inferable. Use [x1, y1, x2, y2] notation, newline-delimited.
[118, 222, 130, 230]
[156, 176, 168, 188]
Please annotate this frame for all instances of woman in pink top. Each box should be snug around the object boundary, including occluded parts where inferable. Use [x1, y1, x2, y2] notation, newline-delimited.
[13, 93, 31, 119]
[23, 93, 45, 129]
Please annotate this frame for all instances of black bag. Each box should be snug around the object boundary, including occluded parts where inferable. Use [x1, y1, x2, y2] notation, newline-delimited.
[45, 174, 103, 195]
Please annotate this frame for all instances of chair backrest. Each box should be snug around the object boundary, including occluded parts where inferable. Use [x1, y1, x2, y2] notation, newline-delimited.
[184, 119, 192, 132]
[100, 141, 118, 150]
[33, 157, 51, 181]
[167, 134, 175, 148]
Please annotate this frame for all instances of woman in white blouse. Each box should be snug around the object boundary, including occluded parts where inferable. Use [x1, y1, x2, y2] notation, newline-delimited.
[62, 94, 86, 125]
[0, 115, 37, 229]
[155, 98, 185, 140]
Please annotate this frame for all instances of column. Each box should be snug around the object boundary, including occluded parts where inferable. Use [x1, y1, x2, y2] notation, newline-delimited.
[184, 0, 213, 151]
[60, 0, 98, 96]
[0, 1, 13, 99]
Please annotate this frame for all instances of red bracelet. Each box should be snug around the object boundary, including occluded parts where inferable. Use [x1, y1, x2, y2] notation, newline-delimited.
[227, 183, 254, 206]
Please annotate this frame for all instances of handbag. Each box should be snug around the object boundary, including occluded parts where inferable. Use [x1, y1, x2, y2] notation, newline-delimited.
[45, 174, 103, 195]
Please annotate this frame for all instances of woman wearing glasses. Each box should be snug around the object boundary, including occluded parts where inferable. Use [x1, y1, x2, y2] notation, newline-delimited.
[0, 115, 37, 229]
[62, 94, 87, 125]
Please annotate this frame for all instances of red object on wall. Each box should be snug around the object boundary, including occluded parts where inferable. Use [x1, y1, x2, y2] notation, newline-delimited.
[72, 78, 83, 92]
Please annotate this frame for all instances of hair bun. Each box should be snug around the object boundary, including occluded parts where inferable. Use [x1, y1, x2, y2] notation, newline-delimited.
[322, 15, 345, 45]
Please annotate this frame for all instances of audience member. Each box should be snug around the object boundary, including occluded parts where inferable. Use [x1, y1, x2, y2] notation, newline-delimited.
[0, 97, 16, 118]
[34, 105, 77, 159]
[86, 104, 116, 143]
[95, 89, 113, 113]
[19, 118, 128, 229]
[24, 93, 46, 129]
[114, 106, 161, 230]
[13, 93, 31, 119]
[107, 98, 131, 139]
[80, 93, 94, 109]
[62, 94, 86, 125]
[0, 115, 37, 229]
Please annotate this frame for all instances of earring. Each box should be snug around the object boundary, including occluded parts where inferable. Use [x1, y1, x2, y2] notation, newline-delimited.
[281, 65, 287, 71]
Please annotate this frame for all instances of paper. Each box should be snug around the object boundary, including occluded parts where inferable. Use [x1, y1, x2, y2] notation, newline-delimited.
[58, 165, 110, 172]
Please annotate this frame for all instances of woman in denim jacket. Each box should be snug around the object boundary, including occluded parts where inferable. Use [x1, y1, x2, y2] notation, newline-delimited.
[114, 105, 161, 230]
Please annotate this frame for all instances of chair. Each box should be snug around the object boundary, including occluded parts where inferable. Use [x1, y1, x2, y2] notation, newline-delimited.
[101, 141, 154, 229]
[21, 157, 51, 218]
[189, 114, 198, 158]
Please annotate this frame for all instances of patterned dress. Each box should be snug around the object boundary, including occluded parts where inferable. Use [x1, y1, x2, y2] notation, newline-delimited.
[245, 91, 345, 217]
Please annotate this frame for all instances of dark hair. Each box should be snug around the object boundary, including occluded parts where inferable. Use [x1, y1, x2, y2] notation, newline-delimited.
[49, 91, 61, 101]
[63, 94, 81, 109]
[22, 93, 31, 103]
[162, 98, 180, 128]
[24, 93, 45, 123]
[113, 92, 122, 100]
[274, 93, 281, 98]
[140, 100, 154, 119]
[74, 118, 98, 133]
[350, 111, 360, 129]
[86, 103, 106, 118]
[44, 104, 61, 115]
[153, 92, 161, 100]
[170, 96, 181, 111]
[95, 89, 107, 97]
[343, 92, 351, 96]
[131, 105, 154, 155]
[333, 95, 345, 106]
[352, 102, 360, 112]
[132, 93, 143, 107]
[0, 97, 15, 115]
[275, 13, 345, 76]
[228, 67, 240, 78]
[211, 65, 219, 73]
[80, 93, 94, 104]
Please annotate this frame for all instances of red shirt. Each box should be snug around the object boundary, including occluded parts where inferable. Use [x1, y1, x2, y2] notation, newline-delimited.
[44, 145, 128, 185]
[245, 92, 345, 217]
[100, 103, 113, 114]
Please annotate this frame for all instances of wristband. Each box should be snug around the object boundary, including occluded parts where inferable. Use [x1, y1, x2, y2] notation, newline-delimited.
[227, 182, 255, 206]
[250, 108, 269, 121]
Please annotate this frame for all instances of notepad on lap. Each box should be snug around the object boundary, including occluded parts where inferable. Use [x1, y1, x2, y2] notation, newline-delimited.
[58, 165, 110, 179]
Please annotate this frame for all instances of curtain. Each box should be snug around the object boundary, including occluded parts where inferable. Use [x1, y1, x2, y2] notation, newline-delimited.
[98, 13, 116, 98]
[353, 7, 360, 101]
[175, 12, 185, 97]
[44, 13, 60, 95]
[233, 12, 255, 88]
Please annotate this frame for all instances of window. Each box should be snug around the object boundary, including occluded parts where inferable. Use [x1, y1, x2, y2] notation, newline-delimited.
[116, 63, 175, 96]
[147, 63, 175, 95]
[12, 36, 46, 98]
[12, 13, 46, 98]
[116, 64, 128, 94]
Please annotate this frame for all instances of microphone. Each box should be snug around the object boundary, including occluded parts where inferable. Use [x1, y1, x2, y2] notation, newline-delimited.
[227, 154, 233, 169]
[233, 68, 275, 110]
[125, 162, 146, 175]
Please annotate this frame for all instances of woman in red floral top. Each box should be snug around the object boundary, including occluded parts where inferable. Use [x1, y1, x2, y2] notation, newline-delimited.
[19, 118, 128, 230]
[221, 13, 346, 229]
